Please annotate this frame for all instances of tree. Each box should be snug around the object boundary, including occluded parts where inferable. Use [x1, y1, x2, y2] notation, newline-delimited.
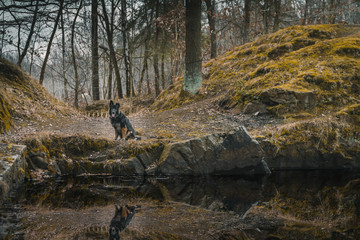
[121, 0, 132, 97]
[100, 0, 123, 98]
[205, 0, 217, 58]
[182, 0, 202, 95]
[39, 0, 64, 85]
[17, 0, 39, 67]
[71, 0, 83, 109]
[91, 0, 100, 101]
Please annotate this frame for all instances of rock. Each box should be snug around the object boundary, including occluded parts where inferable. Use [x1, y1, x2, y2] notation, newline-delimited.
[147, 126, 270, 176]
[0, 143, 26, 203]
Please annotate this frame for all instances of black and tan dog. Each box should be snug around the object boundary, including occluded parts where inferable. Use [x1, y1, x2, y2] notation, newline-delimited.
[109, 204, 139, 240]
[109, 100, 138, 140]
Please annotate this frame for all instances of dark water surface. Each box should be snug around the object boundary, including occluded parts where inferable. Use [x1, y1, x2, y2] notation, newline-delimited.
[1, 170, 360, 239]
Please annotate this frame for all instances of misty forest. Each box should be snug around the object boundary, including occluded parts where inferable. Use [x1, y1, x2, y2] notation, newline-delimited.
[1, 0, 360, 239]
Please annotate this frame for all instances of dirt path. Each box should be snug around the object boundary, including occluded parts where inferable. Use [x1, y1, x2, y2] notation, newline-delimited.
[1, 98, 281, 144]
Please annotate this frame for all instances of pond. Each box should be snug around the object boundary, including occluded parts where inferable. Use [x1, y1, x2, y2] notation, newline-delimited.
[1, 170, 360, 239]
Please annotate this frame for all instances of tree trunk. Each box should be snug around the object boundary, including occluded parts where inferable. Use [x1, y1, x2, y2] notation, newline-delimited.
[205, 0, 217, 58]
[18, 0, 39, 67]
[303, 0, 309, 25]
[91, 0, 100, 100]
[71, 0, 82, 109]
[121, 0, 131, 97]
[182, 0, 202, 95]
[273, 0, 280, 32]
[107, 60, 113, 100]
[60, 8, 68, 101]
[243, 0, 251, 44]
[100, 0, 123, 98]
[39, 0, 64, 85]
[153, 0, 161, 97]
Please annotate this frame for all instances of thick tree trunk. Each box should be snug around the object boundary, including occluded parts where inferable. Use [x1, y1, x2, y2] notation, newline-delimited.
[205, 0, 217, 58]
[18, 0, 39, 66]
[182, 0, 202, 95]
[39, 0, 64, 85]
[91, 0, 100, 100]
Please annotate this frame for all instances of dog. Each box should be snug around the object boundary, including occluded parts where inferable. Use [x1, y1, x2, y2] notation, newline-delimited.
[109, 204, 139, 240]
[109, 100, 138, 140]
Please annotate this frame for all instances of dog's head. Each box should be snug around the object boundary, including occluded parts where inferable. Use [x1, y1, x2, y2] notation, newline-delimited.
[109, 100, 120, 119]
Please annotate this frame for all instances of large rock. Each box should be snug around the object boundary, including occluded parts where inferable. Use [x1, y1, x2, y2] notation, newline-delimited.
[0, 143, 26, 203]
[146, 126, 270, 176]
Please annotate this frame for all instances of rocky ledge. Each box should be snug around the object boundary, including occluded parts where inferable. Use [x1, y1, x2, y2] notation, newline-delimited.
[23, 126, 270, 179]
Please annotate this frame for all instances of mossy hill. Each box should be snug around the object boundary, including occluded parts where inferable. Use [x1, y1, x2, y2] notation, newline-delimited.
[0, 58, 77, 134]
[154, 24, 360, 116]
[153, 24, 360, 167]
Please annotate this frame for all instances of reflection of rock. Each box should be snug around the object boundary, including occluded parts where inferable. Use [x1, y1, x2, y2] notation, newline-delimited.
[142, 176, 266, 216]
[147, 127, 270, 176]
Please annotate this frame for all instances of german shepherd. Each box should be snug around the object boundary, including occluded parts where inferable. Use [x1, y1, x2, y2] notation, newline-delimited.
[109, 100, 138, 140]
[109, 204, 139, 240]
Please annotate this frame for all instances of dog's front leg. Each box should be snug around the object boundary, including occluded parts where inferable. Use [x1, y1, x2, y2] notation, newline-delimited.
[121, 127, 127, 140]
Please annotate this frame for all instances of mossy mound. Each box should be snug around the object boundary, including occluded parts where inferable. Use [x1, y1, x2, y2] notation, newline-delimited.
[206, 24, 360, 116]
[153, 24, 360, 117]
[0, 58, 78, 134]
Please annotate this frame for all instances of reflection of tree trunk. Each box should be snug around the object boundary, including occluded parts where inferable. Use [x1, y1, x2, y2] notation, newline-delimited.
[91, 0, 99, 100]
[205, 0, 217, 58]
[60, 9, 68, 101]
[100, 0, 123, 98]
[39, 0, 64, 85]
[182, 0, 202, 95]
[71, 0, 82, 109]
[18, 0, 39, 66]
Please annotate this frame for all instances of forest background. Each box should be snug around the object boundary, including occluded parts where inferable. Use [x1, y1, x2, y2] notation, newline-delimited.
[1, 0, 359, 109]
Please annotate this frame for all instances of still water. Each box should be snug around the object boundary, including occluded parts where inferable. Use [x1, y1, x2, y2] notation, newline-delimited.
[1, 170, 360, 239]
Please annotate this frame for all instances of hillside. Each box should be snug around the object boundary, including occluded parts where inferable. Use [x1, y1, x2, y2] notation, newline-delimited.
[0, 58, 78, 134]
[152, 24, 360, 168]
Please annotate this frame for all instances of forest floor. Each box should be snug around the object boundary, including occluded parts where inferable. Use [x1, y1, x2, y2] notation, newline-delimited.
[1, 97, 281, 145]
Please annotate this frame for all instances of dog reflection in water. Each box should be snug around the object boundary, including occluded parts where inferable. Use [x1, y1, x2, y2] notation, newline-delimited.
[109, 204, 140, 240]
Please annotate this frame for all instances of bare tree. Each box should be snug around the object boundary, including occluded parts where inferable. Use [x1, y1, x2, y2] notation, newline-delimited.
[100, 0, 123, 98]
[39, 0, 64, 85]
[91, 0, 100, 101]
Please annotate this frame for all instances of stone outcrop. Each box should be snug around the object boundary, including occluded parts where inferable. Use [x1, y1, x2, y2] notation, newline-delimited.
[146, 126, 270, 176]
[0, 143, 26, 203]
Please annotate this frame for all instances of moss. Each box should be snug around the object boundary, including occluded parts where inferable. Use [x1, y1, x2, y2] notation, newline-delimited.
[0, 94, 12, 134]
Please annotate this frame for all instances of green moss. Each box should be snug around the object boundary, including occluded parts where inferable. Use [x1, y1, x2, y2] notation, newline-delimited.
[0, 94, 12, 134]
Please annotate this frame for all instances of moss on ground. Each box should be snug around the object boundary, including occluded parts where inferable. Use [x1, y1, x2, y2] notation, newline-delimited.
[152, 24, 360, 118]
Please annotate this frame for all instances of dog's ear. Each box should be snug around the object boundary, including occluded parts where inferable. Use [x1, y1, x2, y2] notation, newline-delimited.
[115, 103, 120, 110]
[110, 100, 114, 106]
